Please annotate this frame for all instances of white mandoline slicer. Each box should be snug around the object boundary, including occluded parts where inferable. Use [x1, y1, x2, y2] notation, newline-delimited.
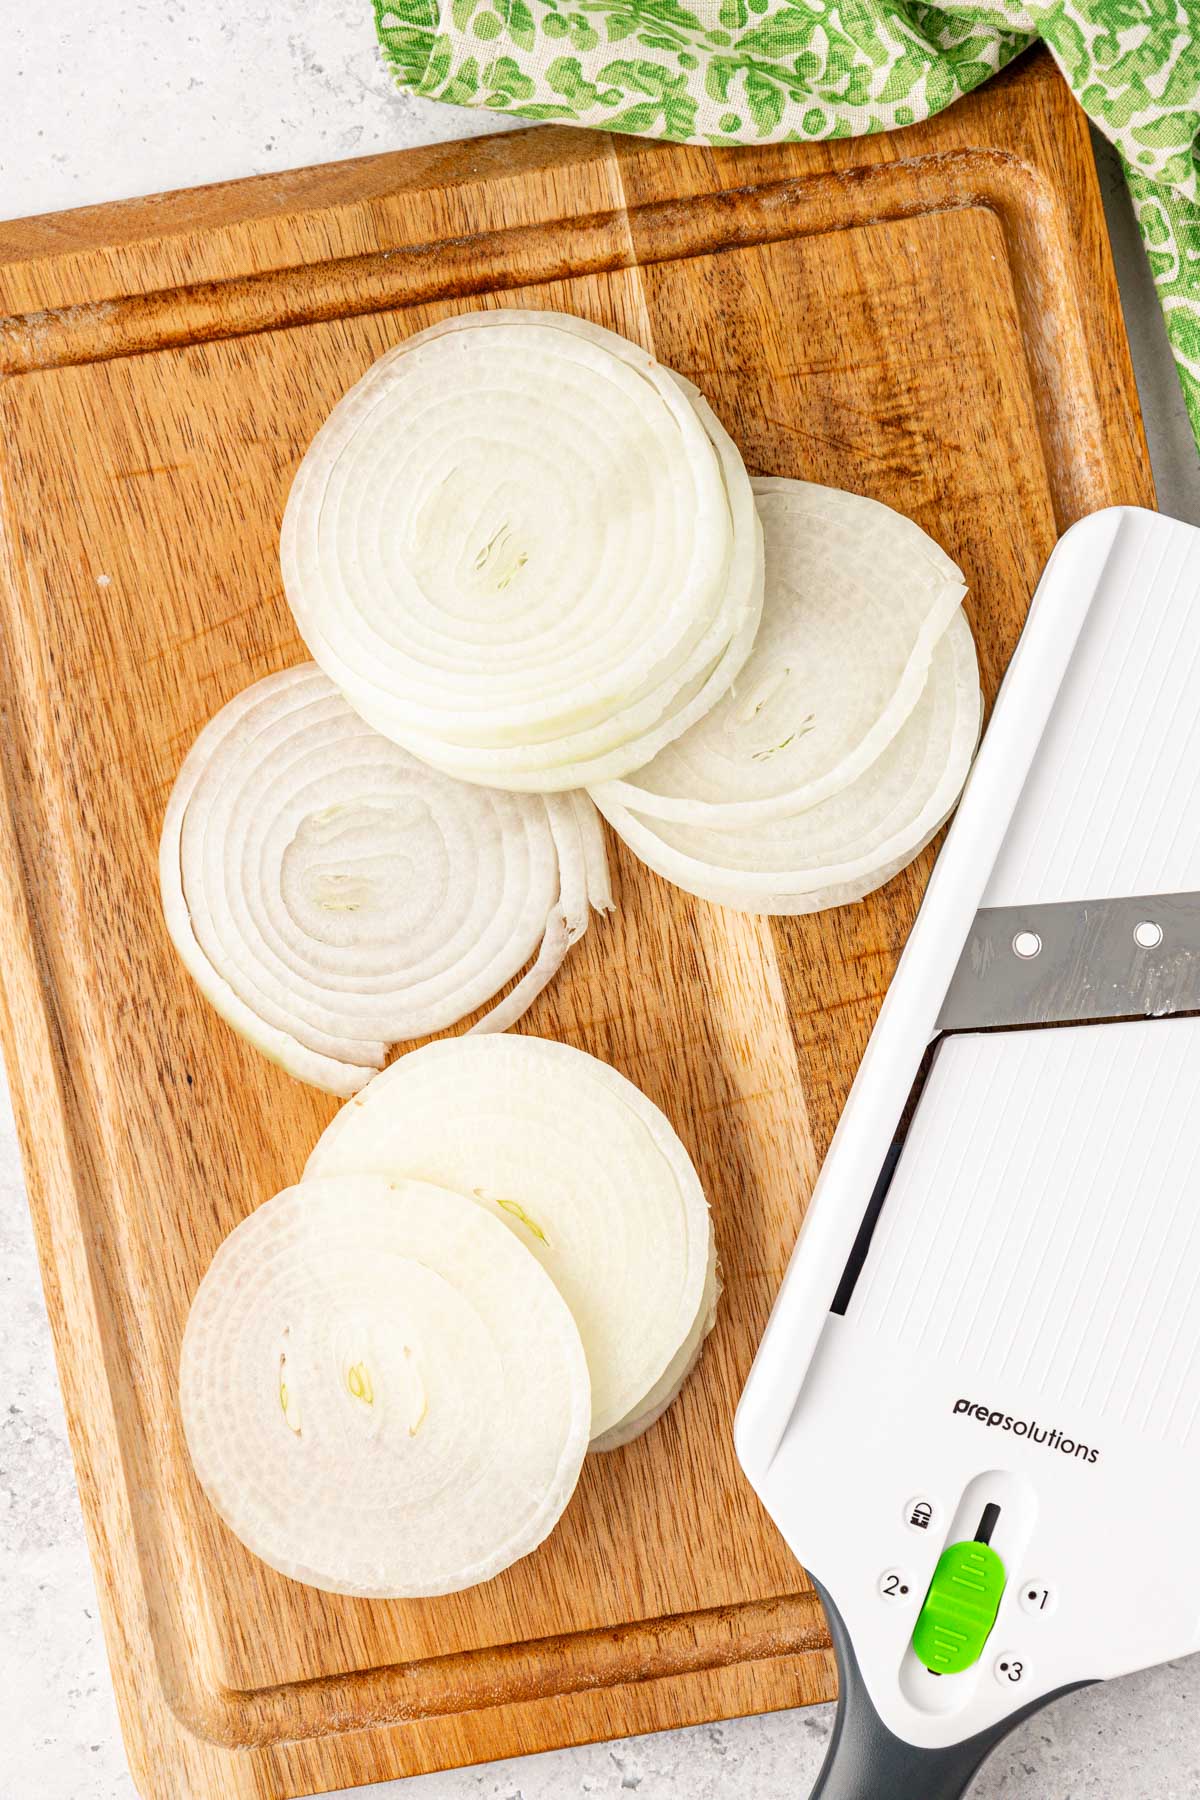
[736, 506, 1200, 1799]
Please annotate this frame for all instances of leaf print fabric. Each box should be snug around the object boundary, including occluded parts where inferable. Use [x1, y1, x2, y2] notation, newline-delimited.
[373, 0, 1200, 456]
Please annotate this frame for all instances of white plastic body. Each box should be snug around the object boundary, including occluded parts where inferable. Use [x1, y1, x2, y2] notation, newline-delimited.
[735, 506, 1200, 1748]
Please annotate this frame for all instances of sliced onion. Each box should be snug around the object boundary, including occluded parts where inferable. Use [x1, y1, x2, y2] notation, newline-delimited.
[593, 477, 967, 825]
[304, 1035, 716, 1444]
[594, 610, 981, 914]
[280, 309, 763, 790]
[160, 665, 611, 1096]
[180, 1176, 590, 1597]
[589, 1250, 722, 1453]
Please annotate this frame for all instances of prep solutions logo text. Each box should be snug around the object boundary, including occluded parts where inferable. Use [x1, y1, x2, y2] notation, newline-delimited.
[953, 1398, 1100, 1465]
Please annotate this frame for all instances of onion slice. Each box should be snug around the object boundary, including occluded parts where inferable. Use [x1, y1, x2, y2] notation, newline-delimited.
[280, 309, 763, 791]
[304, 1035, 716, 1443]
[180, 1176, 590, 1597]
[590, 1249, 722, 1453]
[593, 477, 967, 825]
[594, 610, 981, 914]
[160, 666, 611, 1095]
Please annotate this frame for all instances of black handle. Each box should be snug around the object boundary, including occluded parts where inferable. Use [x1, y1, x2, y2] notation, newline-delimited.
[807, 1577, 1089, 1800]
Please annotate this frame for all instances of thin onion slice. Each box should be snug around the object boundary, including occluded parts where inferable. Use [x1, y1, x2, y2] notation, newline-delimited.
[280, 309, 763, 791]
[590, 1249, 722, 1452]
[594, 610, 981, 914]
[304, 1035, 716, 1443]
[594, 477, 967, 825]
[160, 666, 612, 1096]
[180, 1176, 590, 1597]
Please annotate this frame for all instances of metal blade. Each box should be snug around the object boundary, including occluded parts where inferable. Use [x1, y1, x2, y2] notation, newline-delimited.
[936, 892, 1200, 1034]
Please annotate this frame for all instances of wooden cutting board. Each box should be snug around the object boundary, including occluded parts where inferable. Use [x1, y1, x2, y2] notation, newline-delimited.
[0, 48, 1153, 1800]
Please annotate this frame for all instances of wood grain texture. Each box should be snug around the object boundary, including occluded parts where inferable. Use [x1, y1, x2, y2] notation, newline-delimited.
[0, 49, 1153, 1800]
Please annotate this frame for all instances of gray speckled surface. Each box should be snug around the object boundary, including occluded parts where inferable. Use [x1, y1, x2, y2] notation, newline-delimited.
[2, 6, 1199, 1797]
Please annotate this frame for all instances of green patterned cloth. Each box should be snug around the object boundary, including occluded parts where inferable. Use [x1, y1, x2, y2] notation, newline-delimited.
[374, 0, 1200, 456]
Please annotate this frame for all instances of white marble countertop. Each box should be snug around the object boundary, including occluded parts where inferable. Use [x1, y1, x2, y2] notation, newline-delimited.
[2, 6, 1199, 1798]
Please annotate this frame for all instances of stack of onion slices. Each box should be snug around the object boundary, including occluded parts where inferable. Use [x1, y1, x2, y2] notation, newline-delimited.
[160, 665, 611, 1095]
[179, 1176, 591, 1597]
[591, 478, 980, 913]
[280, 309, 765, 791]
[306, 1035, 718, 1450]
[180, 1039, 717, 1595]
